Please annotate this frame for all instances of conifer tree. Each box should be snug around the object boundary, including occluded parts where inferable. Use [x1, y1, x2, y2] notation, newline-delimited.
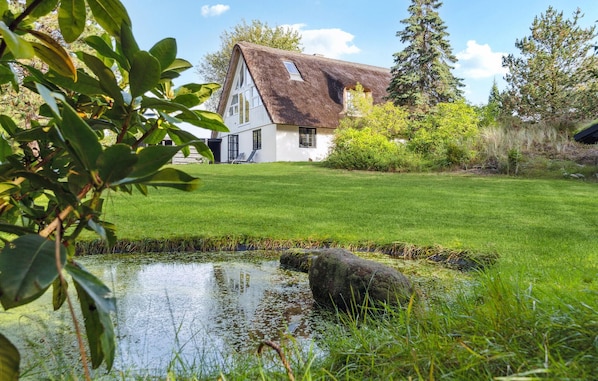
[501, 7, 598, 129]
[387, 0, 463, 110]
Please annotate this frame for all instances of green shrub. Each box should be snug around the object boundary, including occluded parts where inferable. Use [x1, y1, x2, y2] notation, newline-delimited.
[339, 100, 411, 139]
[408, 102, 480, 168]
[325, 127, 427, 172]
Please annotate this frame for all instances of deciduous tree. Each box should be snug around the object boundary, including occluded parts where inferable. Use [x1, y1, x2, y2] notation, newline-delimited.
[196, 19, 302, 110]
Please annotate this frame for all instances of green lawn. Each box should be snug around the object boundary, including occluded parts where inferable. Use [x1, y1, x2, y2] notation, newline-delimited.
[82, 162, 597, 379]
[98, 162, 597, 293]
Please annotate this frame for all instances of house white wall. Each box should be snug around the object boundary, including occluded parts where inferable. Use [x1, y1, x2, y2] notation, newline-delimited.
[220, 124, 334, 163]
[276, 125, 334, 162]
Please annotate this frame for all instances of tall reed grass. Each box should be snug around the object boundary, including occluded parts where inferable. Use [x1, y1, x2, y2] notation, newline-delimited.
[478, 125, 597, 176]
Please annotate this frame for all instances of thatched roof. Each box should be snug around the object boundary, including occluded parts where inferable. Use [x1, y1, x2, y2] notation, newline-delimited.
[217, 42, 392, 129]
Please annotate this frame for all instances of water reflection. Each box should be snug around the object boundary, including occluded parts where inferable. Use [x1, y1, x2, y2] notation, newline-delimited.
[0, 252, 326, 376]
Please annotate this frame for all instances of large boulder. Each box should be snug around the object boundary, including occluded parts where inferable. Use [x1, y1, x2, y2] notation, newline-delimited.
[308, 248, 414, 310]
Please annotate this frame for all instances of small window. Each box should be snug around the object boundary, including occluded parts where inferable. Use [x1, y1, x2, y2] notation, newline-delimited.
[283, 60, 303, 81]
[228, 94, 239, 116]
[299, 127, 316, 148]
[253, 129, 262, 150]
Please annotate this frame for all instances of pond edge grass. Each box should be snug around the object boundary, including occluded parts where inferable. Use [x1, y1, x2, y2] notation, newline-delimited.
[75, 235, 499, 271]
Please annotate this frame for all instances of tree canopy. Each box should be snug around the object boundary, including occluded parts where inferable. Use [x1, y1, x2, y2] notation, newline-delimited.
[387, 0, 464, 111]
[196, 19, 302, 110]
[501, 6, 598, 130]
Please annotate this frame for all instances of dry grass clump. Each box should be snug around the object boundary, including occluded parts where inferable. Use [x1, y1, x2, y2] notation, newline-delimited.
[478, 125, 598, 176]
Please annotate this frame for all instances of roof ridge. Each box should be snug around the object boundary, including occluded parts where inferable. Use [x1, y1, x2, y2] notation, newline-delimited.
[235, 41, 390, 72]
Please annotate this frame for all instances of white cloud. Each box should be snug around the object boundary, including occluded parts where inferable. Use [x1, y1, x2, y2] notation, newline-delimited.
[455, 40, 508, 79]
[284, 24, 360, 59]
[201, 4, 230, 17]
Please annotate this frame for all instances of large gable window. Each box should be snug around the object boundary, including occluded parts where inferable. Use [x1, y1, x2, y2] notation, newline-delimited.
[228, 61, 261, 125]
[299, 127, 316, 148]
[283, 60, 303, 81]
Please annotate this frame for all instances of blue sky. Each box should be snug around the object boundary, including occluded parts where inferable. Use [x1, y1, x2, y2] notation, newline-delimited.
[120, 0, 598, 105]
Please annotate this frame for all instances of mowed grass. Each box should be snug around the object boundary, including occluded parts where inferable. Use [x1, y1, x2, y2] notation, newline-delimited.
[98, 162, 597, 293]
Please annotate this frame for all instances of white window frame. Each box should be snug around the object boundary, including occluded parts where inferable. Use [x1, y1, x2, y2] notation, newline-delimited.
[299, 127, 316, 148]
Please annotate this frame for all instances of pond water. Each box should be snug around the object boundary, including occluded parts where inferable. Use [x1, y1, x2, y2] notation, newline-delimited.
[0, 251, 331, 378]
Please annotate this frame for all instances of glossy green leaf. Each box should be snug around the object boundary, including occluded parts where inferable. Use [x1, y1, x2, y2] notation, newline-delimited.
[11, 171, 77, 207]
[19, 64, 56, 92]
[172, 93, 200, 108]
[0, 333, 19, 381]
[87, 219, 116, 247]
[0, 182, 19, 197]
[29, 29, 77, 79]
[30, 41, 77, 80]
[52, 276, 67, 311]
[46, 69, 104, 96]
[0, 223, 36, 236]
[59, 103, 103, 172]
[129, 51, 161, 98]
[0, 64, 15, 86]
[34, 83, 61, 117]
[180, 109, 229, 132]
[141, 96, 191, 113]
[167, 129, 214, 161]
[87, 0, 131, 38]
[119, 167, 200, 191]
[0, 234, 66, 310]
[80, 52, 124, 106]
[0, 22, 34, 59]
[176, 83, 220, 105]
[119, 23, 138, 68]
[97, 143, 137, 185]
[123, 144, 181, 179]
[164, 58, 193, 73]
[66, 262, 116, 315]
[58, 0, 86, 43]
[27, 0, 58, 18]
[67, 263, 115, 370]
[142, 125, 168, 145]
[0, 136, 11, 161]
[149, 38, 177, 72]
[0, 1, 8, 15]
[0, 115, 21, 136]
[85, 35, 127, 69]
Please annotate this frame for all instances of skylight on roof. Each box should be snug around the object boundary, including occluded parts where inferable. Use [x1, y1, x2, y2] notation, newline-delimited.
[283, 60, 303, 81]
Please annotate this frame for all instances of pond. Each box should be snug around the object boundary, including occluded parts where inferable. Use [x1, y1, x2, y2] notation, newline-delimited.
[0, 251, 332, 378]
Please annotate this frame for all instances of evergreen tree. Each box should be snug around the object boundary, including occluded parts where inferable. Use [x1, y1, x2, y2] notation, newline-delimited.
[475, 79, 503, 127]
[387, 0, 464, 111]
[502, 7, 598, 129]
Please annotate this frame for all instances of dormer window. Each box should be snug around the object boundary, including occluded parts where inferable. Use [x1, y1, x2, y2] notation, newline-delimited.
[344, 85, 372, 116]
[283, 60, 303, 81]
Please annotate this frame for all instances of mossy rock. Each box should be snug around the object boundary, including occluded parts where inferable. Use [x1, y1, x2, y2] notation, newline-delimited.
[280, 248, 317, 273]
[308, 248, 414, 311]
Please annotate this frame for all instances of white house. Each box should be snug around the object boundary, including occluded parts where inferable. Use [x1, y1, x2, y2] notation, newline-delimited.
[214, 42, 392, 163]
